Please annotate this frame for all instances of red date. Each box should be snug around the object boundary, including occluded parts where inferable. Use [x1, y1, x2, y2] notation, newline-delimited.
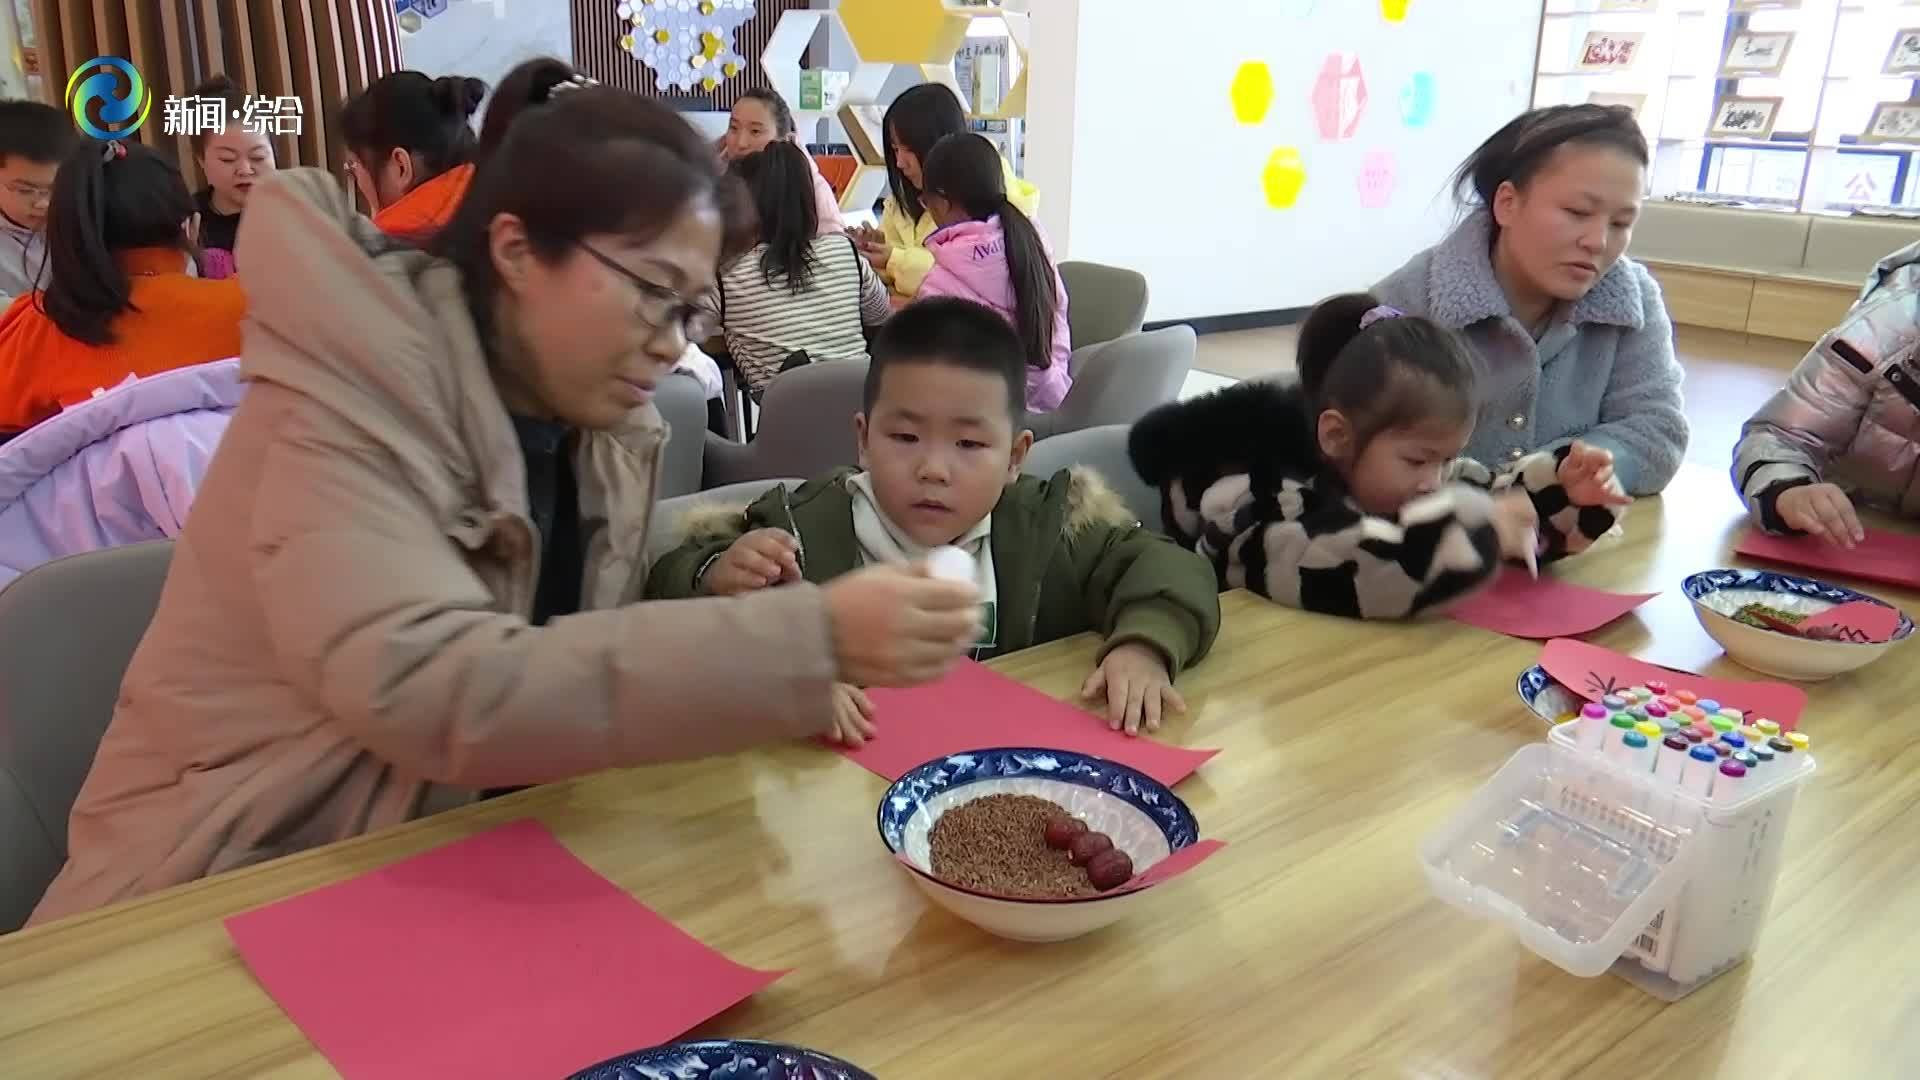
[1067, 831, 1113, 866]
[1043, 817, 1088, 850]
[1085, 848, 1134, 891]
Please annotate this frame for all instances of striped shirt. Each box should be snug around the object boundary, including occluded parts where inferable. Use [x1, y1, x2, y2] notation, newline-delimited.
[719, 234, 890, 395]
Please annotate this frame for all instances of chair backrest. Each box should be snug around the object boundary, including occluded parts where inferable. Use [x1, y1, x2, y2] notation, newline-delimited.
[1028, 324, 1196, 441]
[1059, 261, 1149, 351]
[1021, 425, 1165, 534]
[702, 358, 869, 488]
[646, 478, 803, 563]
[0, 540, 172, 931]
[652, 371, 711, 500]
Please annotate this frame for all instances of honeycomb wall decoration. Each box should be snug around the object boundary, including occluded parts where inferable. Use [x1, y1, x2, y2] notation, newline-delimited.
[615, 0, 757, 93]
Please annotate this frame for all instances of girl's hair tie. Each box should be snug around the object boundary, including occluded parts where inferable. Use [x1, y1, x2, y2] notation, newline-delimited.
[546, 74, 597, 101]
[101, 140, 128, 163]
[1358, 304, 1403, 330]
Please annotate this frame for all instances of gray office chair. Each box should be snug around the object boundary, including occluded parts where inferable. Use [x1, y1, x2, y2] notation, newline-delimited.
[1059, 261, 1150, 352]
[1028, 325, 1196, 441]
[646, 478, 803, 563]
[702, 359, 868, 489]
[1021, 424, 1166, 535]
[0, 541, 172, 931]
[653, 370, 712, 499]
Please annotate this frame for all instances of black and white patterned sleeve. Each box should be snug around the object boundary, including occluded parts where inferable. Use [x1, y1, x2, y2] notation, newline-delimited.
[1192, 472, 1502, 620]
[1491, 447, 1625, 562]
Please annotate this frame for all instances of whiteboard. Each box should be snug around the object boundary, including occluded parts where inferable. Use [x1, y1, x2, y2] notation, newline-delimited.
[1052, 0, 1543, 322]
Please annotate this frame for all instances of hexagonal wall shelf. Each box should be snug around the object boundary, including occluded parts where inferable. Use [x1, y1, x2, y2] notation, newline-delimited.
[839, 0, 970, 66]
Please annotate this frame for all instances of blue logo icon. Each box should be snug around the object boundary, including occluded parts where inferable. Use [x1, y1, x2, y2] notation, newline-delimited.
[65, 57, 152, 141]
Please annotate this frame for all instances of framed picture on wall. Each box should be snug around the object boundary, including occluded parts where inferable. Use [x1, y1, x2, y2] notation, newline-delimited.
[1576, 31, 1645, 71]
[1708, 95, 1783, 140]
[1588, 91, 1649, 117]
[1884, 29, 1920, 75]
[1862, 102, 1920, 145]
[1721, 32, 1794, 76]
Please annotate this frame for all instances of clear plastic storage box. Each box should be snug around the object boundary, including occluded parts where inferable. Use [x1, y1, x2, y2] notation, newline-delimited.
[1418, 721, 1815, 1000]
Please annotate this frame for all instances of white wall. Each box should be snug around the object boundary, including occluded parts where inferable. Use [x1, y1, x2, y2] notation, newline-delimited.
[1029, 0, 1543, 322]
[399, 0, 572, 90]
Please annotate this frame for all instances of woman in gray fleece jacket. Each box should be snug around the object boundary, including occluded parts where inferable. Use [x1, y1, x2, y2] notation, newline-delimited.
[1374, 104, 1687, 496]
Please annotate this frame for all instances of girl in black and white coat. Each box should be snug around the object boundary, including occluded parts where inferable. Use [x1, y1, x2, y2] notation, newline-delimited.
[1129, 292, 1632, 620]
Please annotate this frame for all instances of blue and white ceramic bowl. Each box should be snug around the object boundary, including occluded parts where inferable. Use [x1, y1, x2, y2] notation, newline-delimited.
[569, 1040, 874, 1080]
[1516, 665, 1582, 726]
[878, 748, 1199, 942]
[1684, 568, 1912, 681]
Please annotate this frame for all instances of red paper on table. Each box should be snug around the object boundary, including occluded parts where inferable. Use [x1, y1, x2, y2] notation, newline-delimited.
[225, 820, 784, 1080]
[895, 838, 1227, 902]
[844, 659, 1218, 786]
[1447, 568, 1655, 639]
[1801, 600, 1904, 644]
[1540, 638, 1806, 730]
[1737, 527, 1920, 590]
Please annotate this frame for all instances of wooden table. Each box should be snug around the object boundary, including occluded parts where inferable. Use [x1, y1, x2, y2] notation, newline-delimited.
[3, 463, 1918, 1078]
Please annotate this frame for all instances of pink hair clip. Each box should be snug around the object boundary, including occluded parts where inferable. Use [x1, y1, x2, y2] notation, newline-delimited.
[1359, 304, 1403, 330]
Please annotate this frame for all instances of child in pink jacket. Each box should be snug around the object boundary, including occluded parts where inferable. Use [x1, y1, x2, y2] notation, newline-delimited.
[914, 133, 1072, 413]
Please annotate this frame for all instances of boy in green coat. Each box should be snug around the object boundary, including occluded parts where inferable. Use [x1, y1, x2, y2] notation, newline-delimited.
[648, 299, 1221, 745]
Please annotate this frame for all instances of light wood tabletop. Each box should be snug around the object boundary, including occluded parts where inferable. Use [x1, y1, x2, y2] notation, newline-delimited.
[2, 462, 1918, 1078]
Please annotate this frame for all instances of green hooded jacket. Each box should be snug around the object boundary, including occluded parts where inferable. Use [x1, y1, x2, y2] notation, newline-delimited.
[647, 467, 1222, 672]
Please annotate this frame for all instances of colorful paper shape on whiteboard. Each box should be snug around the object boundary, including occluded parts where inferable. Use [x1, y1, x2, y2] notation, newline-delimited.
[1799, 600, 1904, 644]
[1357, 149, 1396, 208]
[1400, 71, 1436, 127]
[1263, 146, 1307, 209]
[1539, 638, 1807, 730]
[1736, 527, 1920, 590]
[1310, 53, 1367, 141]
[1231, 61, 1275, 125]
[1447, 568, 1654, 639]
[1381, 0, 1411, 21]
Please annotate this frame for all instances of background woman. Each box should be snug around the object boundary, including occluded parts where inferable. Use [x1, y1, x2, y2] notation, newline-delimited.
[187, 75, 277, 279]
[341, 70, 487, 243]
[854, 84, 1038, 299]
[1372, 104, 1686, 496]
[720, 141, 889, 397]
[718, 87, 844, 235]
[29, 64, 980, 925]
[0, 141, 244, 434]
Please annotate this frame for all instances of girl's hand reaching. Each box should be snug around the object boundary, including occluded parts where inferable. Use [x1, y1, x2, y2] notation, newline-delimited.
[824, 683, 878, 746]
[1558, 442, 1633, 507]
[1081, 643, 1186, 736]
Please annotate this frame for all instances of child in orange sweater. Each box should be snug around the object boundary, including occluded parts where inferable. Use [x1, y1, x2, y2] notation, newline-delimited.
[341, 71, 486, 243]
[0, 140, 245, 435]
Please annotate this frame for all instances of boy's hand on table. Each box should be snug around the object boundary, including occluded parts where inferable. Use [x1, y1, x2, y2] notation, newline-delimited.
[1558, 441, 1633, 508]
[824, 683, 878, 747]
[1776, 482, 1864, 548]
[1082, 643, 1186, 736]
[703, 529, 801, 595]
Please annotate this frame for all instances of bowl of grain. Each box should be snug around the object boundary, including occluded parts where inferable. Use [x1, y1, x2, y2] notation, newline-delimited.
[877, 748, 1200, 942]
[1684, 568, 1912, 681]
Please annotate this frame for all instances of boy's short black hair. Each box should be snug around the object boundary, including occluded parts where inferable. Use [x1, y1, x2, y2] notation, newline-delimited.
[0, 101, 77, 167]
[864, 298, 1028, 425]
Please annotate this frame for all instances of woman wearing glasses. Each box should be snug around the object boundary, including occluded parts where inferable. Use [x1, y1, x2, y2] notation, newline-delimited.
[29, 63, 984, 924]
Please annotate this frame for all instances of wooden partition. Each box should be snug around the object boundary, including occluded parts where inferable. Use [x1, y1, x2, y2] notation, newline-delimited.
[31, 0, 403, 186]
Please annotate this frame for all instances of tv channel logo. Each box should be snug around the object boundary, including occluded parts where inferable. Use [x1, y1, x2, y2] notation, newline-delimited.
[65, 57, 152, 141]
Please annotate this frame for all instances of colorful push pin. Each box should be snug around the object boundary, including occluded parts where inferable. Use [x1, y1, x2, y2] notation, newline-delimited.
[1675, 689, 1699, 706]
[1740, 725, 1765, 743]
[1645, 701, 1670, 719]
[1626, 685, 1650, 700]
[1681, 727, 1705, 744]
[1718, 708, 1744, 725]
[1646, 679, 1669, 695]
[1712, 741, 1733, 758]
[1768, 736, 1795, 755]
[1757, 719, 1781, 738]
[1735, 750, 1758, 768]
[1658, 717, 1681, 735]
[1611, 714, 1637, 736]
[1660, 695, 1683, 712]
[1601, 694, 1627, 712]
[1787, 732, 1810, 751]
[1636, 721, 1662, 741]
[1692, 720, 1716, 740]
[1628, 705, 1650, 721]
[1698, 699, 1722, 714]
[1679, 706, 1704, 722]
[1751, 742, 1776, 764]
[1711, 716, 1735, 734]
[1720, 732, 1747, 750]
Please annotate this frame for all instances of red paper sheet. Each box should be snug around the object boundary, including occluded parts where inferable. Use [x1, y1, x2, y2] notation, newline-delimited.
[896, 838, 1227, 903]
[843, 660, 1218, 786]
[1447, 568, 1655, 639]
[1540, 638, 1806, 730]
[1737, 528, 1920, 590]
[1801, 599, 1903, 643]
[225, 820, 784, 1080]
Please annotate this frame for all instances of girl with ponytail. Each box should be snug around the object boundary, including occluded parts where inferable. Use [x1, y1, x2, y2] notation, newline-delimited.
[340, 70, 488, 242]
[911, 133, 1072, 413]
[0, 140, 245, 433]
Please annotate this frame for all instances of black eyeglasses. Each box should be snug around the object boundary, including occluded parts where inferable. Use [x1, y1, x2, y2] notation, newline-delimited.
[577, 242, 720, 342]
